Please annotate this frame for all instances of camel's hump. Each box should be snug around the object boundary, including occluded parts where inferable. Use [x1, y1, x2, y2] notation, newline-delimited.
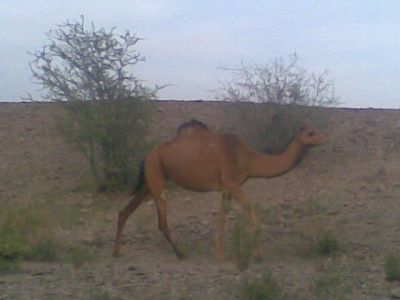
[176, 119, 209, 133]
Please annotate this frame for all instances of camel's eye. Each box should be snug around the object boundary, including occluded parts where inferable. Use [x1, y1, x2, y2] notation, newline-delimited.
[308, 131, 315, 137]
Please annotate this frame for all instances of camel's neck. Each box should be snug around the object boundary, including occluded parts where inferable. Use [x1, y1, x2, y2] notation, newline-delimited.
[248, 139, 307, 179]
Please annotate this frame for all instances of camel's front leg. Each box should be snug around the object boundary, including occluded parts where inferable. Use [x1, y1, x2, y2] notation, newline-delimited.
[145, 152, 183, 258]
[215, 192, 231, 260]
[229, 188, 261, 260]
[154, 194, 184, 258]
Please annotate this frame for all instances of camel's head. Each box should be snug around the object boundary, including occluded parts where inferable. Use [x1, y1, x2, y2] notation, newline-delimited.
[295, 125, 327, 147]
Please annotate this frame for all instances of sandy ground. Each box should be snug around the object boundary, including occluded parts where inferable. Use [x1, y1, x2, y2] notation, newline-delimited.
[1, 102, 400, 299]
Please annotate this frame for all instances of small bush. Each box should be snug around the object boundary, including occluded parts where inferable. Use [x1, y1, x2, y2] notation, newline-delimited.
[87, 288, 113, 300]
[216, 53, 338, 153]
[60, 100, 152, 192]
[0, 258, 20, 275]
[311, 266, 352, 299]
[0, 205, 59, 265]
[315, 230, 339, 256]
[241, 271, 283, 300]
[216, 53, 339, 107]
[0, 207, 39, 261]
[63, 245, 95, 268]
[385, 253, 400, 281]
[231, 204, 261, 271]
[25, 238, 58, 262]
[0, 227, 26, 262]
[29, 16, 159, 192]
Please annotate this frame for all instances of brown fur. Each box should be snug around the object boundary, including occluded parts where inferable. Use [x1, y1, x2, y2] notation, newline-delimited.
[113, 121, 327, 259]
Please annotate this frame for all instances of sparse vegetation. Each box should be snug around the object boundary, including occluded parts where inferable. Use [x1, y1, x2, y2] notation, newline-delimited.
[311, 265, 352, 299]
[216, 53, 338, 152]
[384, 252, 400, 281]
[231, 204, 261, 271]
[62, 244, 96, 268]
[241, 271, 283, 300]
[314, 230, 339, 256]
[0, 202, 98, 271]
[217, 53, 338, 107]
[86, 288, 113, 300]
[25, 238, 58, 262]
[29, 16, 159, 191]
[0, 258, 19, 275]
[60, 100, 153, 192]
[0, 205, 57, 265]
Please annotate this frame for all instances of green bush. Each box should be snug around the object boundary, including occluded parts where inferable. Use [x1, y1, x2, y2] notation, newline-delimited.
[87, 289, 113, 300]
[231, 204, 261, 271]
[0, 258, 20, 275]
[315, 230, 339, 256]
[0, 208, 34, 261]
[385, 253, 400, 281]
[25, 238, 58, 262]
[264, 106, 307, 154]
[61, 99, 152, 192]
[311, 266, 352, 299]
[62, 245, 95, 268]
[0, 205, 58, 265]
[0, 229, 26, 262]
[241, 271, 283, 300]
[0, 204, 100, 271]
[29, 16, 159, 192]
[216, 54, 337, 153]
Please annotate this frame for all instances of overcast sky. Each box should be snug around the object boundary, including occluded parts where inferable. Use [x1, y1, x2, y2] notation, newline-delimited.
[1, 1, 399, 108]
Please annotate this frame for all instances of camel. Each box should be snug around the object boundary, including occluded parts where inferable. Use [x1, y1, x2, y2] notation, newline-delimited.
[113, 119, 327, 259]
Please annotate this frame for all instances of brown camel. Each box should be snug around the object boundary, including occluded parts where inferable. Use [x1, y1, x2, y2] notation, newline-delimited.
[113, 119, 327, 259]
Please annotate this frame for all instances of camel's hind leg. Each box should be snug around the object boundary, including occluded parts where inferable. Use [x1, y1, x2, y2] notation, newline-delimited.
[113, 185, 151, 257]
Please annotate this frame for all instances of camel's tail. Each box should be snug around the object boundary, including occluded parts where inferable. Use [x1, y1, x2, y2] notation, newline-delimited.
[132, 160, 145, 195]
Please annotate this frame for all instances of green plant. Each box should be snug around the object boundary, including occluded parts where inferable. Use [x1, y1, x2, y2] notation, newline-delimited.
[231, 204, 261, 271]
[87, 288, 113, 300]
[216, 53, 337, 153]
[311, 266, 352, 299]
[0, 206, 42, 261]
[61, 100, 152, 192]
[29, 16, 159, 192]
[0, 226, 26, 262]
[264, 106, 306, 153]
[0, 258, 19, 275]
[0, 204, 59, 265]
[216, 53, 339, 106]
[241, 271, 283, 300]
[25, 238, 58, 262]
[384, 252, 400, 281]
[315, 230, 339, 256]
[63, 245, 95, 268]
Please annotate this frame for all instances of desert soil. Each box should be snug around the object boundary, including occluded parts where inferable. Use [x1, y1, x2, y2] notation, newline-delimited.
[1, 101, 400, 299]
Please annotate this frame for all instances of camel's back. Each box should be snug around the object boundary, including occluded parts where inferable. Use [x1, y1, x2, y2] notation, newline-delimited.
[176, 119, 208, 134]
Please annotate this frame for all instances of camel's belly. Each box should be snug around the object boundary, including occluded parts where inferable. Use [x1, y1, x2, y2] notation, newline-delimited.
[163, 161, 221, 192]
[161, 146, 222, 192]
